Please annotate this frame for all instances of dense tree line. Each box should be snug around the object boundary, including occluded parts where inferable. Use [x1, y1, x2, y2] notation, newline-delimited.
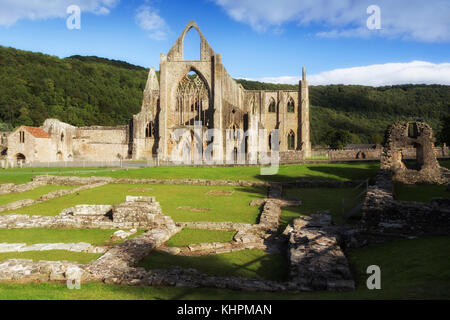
[0, 46, 148, 129]
[0, 46, 448, 146]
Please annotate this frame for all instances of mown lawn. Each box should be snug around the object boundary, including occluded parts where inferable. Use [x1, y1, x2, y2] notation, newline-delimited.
[394, 183, 450, 203]
[0, 250, 102, 265]
[0, 162, 380, 185]
[2, 184, 265, 224]
[440, 160, 450, 169]
[0, 229, 116, 246]
[166, 228, 236, 247]
[280, 187, 359, 228]
[0, 236, 448, 300]
[0, 185, 77, 206]
[139, 249, 288, 282]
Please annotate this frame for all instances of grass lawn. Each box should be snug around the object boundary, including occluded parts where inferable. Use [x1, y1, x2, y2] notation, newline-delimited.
[0, 229, 116, 246]
[0, 250, 102, 265]
[1, 236, 448, 299]
[0, 185, 77, 206]
[394, 183, 450, 203]
[166, 228, 235, 247]
[3, 184, 265, 224]
[66, 163, 380, 182]
[280, 187, 359, 228]
[139, 249, 287, 282]
[440, 160, 450, 169]
[0, 162, 380, 185]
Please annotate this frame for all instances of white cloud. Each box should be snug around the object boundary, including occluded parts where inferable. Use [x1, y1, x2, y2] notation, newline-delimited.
[135, 5, 169, 41]
[253, 61, 450, 86]
[0, 0, 119, 26]
[213, 0, 450, 42]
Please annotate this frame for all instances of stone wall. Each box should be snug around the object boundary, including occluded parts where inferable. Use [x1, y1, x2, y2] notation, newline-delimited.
[32, 174, 270, 188]
[361, 170, 450, 237]
[329, 148, 381, 161]
[286, 214, 354, 291]
[380, 122, 450, 184]
[0, 198, 171, 230]
[0, 182, 107, 213]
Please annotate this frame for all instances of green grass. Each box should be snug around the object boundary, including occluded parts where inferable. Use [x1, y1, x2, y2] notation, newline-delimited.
[139, 249, 287, 282]
[280, 187, 359, 228]
[0, 185, 77, 206]
[440, 160, 450, 169]
[65, 163, 380, 182]
[394, 183, 450, 203]
[1, 236, 448, 300]
[0, 250, 102, 264]
[3, 184, 265, 224]
[166, 228, 235, 247]
[0, 229, 116, 246]
[0, 162, 380, 185]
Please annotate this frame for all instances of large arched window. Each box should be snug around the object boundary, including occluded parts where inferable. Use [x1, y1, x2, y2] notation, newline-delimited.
[288, 131, 295, 150]
[176, 70, 209, 126]
[145, 121, 154, 138]
[268, 98, 276, 113]
[183, 27, 201, 61]
[287, 98, 295, 113]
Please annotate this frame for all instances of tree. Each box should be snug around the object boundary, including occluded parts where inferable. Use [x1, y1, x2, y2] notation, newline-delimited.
[438, 115, 450, 145]
[324, 129, 353, 149]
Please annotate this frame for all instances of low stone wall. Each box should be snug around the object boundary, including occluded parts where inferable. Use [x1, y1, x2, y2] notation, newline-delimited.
[0, 182, 108, 213]
[177, 222, 252, 232]
[361, 170, 450, 236]
[280, 151, 305, 164]
[0, 242, 106, 253]
[0, 259, 82, 283]
[286, 214, 355, 291]
[0, 180, 48, 195]
[159, 241, 266, 256]
[0, 199, 171, 230]
[33, 175, 270, 188]
[85, 225, 180, 282]
[329, 149, 381, 161]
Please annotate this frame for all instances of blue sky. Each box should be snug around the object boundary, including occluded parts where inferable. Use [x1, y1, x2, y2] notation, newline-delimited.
[0, 0, 449, 86]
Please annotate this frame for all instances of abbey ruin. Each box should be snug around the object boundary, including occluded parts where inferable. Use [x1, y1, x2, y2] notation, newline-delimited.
[1, 21, 311, 165]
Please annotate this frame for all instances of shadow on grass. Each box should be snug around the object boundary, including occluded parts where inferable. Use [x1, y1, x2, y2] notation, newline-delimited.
[139, 249, 288, 283]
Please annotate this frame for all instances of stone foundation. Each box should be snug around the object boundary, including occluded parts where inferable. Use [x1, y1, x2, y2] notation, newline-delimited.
[0, 198, 170, 230]
[361, 170, 450, 237]
[285, 214, 355, 291]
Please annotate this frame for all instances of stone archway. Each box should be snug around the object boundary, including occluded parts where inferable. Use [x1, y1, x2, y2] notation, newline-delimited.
[16, 153, 26, 165]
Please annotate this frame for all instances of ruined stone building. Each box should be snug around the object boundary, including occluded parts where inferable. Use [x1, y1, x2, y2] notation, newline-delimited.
[1, 21, 311, 165]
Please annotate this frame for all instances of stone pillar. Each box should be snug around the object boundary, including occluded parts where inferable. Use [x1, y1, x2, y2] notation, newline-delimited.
[213, 54, 223, 163]
[299, 66, 311, 157]
[159, 54, 169, 161]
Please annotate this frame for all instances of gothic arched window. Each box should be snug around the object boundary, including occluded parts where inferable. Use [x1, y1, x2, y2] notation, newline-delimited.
[268, 99, 276, 113]
[288, 131, 295, 150]
[287, 99, 295, 113]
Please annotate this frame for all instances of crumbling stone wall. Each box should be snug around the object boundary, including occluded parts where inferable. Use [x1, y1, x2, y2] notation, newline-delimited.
[381, 122, 450, 184]
[361, 170, 450, 237]
[285, 214, 354, 291]
[0, 198, 171, 230]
